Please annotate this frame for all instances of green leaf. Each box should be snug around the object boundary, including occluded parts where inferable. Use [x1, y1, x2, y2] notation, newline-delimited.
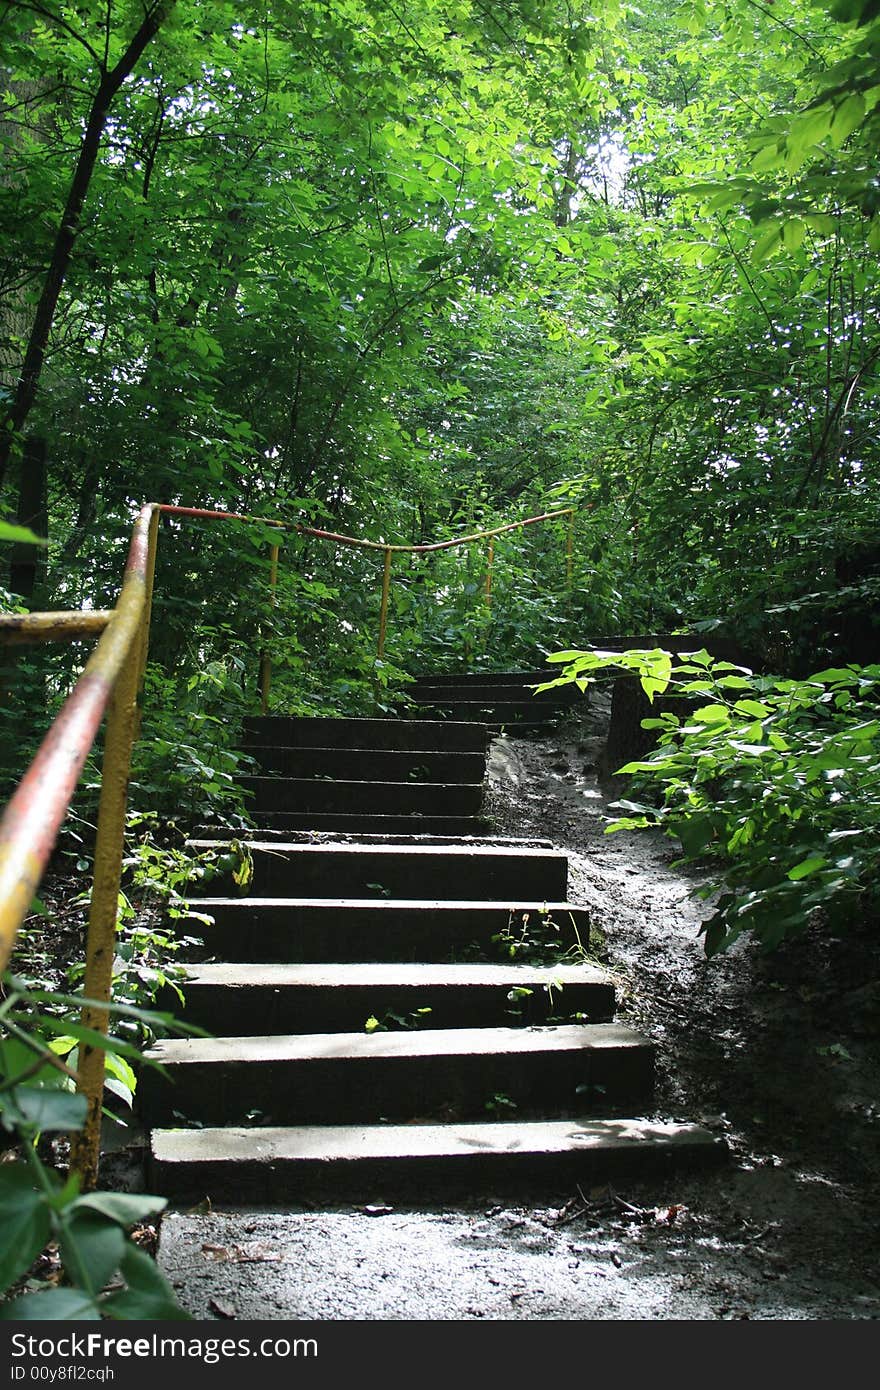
[0, 520, 46, 546]
[787, 856, 827, 881]
[26, 1017, 144, 1064]
[59, 1212, 126, 1296]
[677, 818, 714, 857]
[751, 141, 784, 173]
[104, 1051, 137, 1096]
[691, 703, 731, 724]
[734, 699, 771, 718]
[753, 225, 783, 262]
[73, 1192, 168, 1226]
[3, 1088, 86, 1133]
[830, 93, 865, 146]
[11, 983, 202, 1034]
[0, 1037, 69, 1091]
[787, 105, 834, 149]
[0, 1165, 51, 1293]
[0, 1288, 101, 1320]
[809, 668, 858, 683]
[101, 1243, 192, 1320]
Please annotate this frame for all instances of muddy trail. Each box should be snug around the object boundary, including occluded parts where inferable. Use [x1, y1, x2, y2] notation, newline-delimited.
[154, 691, 880, 1321]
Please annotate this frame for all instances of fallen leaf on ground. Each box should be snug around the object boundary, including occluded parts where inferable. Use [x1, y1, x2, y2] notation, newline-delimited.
[209, 1297, 236, 1319]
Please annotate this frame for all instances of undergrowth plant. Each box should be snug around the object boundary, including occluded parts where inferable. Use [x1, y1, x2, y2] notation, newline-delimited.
[542, 648, 880, 955]
[0, 833, 249, 1319]
[0, 978, 194, 1320]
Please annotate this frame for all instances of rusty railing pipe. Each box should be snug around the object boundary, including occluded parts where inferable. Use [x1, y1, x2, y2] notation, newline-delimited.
[259, 542, 280, 715]
[0, 612, 113, 644]
[377, 548, 393, 658]
[0, 506, 158, 976]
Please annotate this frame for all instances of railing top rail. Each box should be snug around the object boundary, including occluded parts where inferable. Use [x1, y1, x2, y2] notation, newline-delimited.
[156, 502, 573, 554]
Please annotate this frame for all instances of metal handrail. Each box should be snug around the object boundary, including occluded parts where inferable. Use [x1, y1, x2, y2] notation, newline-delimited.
[0, 497, 576, 1186]
[154, 501, 574, 689]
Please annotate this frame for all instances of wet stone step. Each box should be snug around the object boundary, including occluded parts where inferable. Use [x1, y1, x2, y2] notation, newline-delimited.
[195, 813, 494, 837]
[185, 840, 569, 901]
[407, 683, 578, 705]
[170, 961, 615, 1034]
[139, 1023, 654, 1126]
[241, 745, 487, 784]
[149, 1118, 725, 1202]
[483, 721, 562, 737]
[409, 700, 569, 723]
[191, 829, 534, 847]
[408, 670, 570, 687]
[166, 897, 592, 964]
[243, 715, 489, 753]
[235, 776, 485, 817]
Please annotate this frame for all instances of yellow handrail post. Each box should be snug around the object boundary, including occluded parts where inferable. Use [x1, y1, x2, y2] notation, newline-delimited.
[377, 547, 392, 658]
[134, 506, 160, 737]
[259, 542, 280, 714]
[69, 509, 160, 1191]
[565, 508, 574, 587]
[484, 536, 494, 608]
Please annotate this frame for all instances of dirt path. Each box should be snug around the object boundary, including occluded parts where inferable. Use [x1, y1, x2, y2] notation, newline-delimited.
[157, 694, 880, 1320]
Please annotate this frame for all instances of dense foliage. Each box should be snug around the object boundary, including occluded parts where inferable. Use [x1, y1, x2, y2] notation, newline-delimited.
[0, 0, 874, 694]
[543, 647, 880, 954]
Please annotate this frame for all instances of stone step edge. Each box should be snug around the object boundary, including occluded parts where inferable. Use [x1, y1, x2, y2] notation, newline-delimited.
[179, 896, 588, 912]
[191, 832, 543, 848]
[186, 840, 567, 861]
[236, 776, 486, 791]
[178, 961, 610, 988]
[239, 744, 487, 760]
[244, 716, 490, 731]
[145, 1022, 647, 1067]
[151, 1117, 725, 1166]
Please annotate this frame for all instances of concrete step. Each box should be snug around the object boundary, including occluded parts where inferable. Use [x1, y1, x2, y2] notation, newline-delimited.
[409, 699, 568, 723]
[408, 683, 578, 705]
[243, 716, 489, 753]
[149, 1117, 726, 1202]
[241, 746, 487, 784]
[192, 830, 536, 847]
[172, 898, 590, 963]
[139, 1023, 654, 1126]
[484, 721, 562, 737]
[408, 670, 563, 687]
[236, 776, 484, 817]
[186, 840, 569, 900]
[172, 961, 615, 1033]
[196, 814, 494, 837]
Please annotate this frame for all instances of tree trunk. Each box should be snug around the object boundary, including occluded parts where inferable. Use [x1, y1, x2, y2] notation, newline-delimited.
[0, 1, 177, 490]
[8, 436, 47, 604]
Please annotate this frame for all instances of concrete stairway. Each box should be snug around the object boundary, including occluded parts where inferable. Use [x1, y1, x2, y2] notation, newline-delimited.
[143, 679, 723, 1200]
[233, 715, 492, 837]
[404, 669, 579, 734]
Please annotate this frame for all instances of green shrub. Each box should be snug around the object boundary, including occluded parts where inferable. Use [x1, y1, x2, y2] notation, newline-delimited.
[543, 648, 880, 954]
